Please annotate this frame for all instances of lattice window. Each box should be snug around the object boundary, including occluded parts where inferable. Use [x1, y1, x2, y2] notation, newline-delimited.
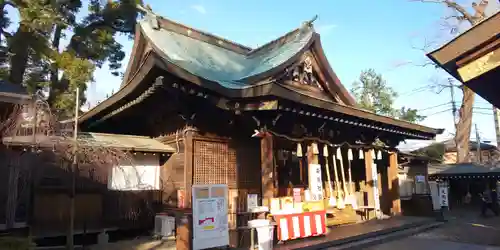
[193, 140, 237, 187]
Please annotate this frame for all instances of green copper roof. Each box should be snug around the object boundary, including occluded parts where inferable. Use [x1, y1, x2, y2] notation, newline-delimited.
[139, 17, 314, 89]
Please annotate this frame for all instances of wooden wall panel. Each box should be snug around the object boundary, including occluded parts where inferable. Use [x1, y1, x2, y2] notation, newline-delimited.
[193, 139, 237, 187]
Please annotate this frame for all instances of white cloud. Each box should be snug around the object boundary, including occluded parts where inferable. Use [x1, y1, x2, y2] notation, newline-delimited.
[316, 24, 338, 36]
[191, 4, 207, 14]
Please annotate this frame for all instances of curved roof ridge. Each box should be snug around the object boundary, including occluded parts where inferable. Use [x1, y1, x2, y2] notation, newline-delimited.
[141, 8, 316, 56]
[155, 16, 253, 54]
[247, 17, 318, 56]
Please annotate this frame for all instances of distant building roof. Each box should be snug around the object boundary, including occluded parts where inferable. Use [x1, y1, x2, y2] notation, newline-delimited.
[0, 80, 31, 104]
[415, 139, 497, 153]
[2, 132, 175, 153]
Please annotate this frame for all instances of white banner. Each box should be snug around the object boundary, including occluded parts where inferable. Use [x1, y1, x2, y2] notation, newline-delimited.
[438, 182, 449, 207]
[308, 164, 323, 201]
[429, 181, 441, 210]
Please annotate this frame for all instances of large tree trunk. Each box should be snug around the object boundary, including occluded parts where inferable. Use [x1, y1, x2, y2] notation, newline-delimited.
[455, 87, 475, 162]
[48, 25, 64, 109]
[444, 0, 478, 163]
[8, 24, 31, 85]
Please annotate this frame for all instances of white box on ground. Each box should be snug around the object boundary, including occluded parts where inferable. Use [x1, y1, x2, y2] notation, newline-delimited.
[154, 215, 175, 238]
[248, 219, 274, 250]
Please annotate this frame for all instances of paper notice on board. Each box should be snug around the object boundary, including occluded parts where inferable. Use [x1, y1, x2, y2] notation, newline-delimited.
[247, 194, 258, 212]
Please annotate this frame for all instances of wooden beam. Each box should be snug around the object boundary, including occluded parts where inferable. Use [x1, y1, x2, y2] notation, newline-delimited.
[458, 46, 500, 82]
[456, 38, 500, 68]
[364, 149, 375, 208]
[389, 152, 401, 215]
[261, 132, 274, 206]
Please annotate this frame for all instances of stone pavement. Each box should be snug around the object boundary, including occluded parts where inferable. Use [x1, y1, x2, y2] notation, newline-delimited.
[413, 209, 500, 246]
[365, 208, 500, 250]
[87, 238, 176, 250]
[273, 216, 433, 250]
[365, 237, 500, 250]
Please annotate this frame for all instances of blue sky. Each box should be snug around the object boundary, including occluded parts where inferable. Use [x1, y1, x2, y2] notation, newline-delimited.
[6, 0, 499, 149]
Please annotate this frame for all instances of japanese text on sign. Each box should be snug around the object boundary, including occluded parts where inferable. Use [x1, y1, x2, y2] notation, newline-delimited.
[438, 182, 448, 207]
[308, 164, 323, 201]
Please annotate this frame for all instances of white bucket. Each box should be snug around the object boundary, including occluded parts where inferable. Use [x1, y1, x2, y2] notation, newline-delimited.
[248, 219, 274, 250]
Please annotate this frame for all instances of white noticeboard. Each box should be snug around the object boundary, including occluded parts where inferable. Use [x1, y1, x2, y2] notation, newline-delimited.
[308, 164, 323, 201]
[438, 182, 449, 207]
[192, 184, 229, 250]
[428, 181, 441, 211]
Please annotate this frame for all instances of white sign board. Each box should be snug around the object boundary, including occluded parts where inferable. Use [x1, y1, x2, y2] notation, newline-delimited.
[247, 194, 258, 212]
[428, 181, 441, 210]
[308, 164, 323, 201]
[438, 182, 449, 207]
[192, 184, 229, 250]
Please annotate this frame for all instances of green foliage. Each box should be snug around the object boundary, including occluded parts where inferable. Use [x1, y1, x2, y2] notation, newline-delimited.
[413, 142, 445, 161]
[0, 236, 35, 250]
[398, 107, 426, 123]
[350, 69, 426, 123]
[1, 0, 143, 118]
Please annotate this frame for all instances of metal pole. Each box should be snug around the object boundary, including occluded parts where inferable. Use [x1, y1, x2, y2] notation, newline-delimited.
[475, 124, 481, 164]
[68, 88, 79, 250]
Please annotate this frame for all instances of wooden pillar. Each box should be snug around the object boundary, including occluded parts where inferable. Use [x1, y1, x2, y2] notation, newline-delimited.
[364, 149, 374, 207]
[184, 130, 194, 208]
[178, 130, 193, 250]
[389, 152, 401, 215]
[261, 133, 274, 206]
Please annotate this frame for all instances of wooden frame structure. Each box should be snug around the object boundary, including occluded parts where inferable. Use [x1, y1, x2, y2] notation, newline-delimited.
[77, 11, 442, 248]
[427, 12, 500, 107]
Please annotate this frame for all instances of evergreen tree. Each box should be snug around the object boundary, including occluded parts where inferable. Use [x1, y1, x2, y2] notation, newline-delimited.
[351, 69, 425, 123]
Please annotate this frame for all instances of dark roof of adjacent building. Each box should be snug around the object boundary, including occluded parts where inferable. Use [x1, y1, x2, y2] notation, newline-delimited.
[428, 162, 500, 179]
[414, 139, 497, 153]
[428, 162, 492, 176]
[426, 12, 500, 108]
[0, 80, 31, 104]
[2, 132, 175, 153]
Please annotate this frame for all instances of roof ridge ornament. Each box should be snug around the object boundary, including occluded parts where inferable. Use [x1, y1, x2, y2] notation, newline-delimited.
[137, 4, 160, 30]
[301, 15, 318, 31]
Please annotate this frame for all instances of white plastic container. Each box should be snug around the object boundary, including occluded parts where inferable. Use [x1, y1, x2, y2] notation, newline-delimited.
[248, 219, 274, 250]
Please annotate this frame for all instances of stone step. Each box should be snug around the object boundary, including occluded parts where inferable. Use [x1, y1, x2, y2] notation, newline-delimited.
[329, 221, 444, 250]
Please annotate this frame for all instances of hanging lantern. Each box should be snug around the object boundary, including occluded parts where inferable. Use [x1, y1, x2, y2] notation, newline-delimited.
[347, 148, 353, 161]
[336, 147, 343, 160]
[312, 142, 319, 155]
[359, 149, 364, 159]
[323, 145, 329, 157]
[377, 150, 382, 160]
[296, 143, 303, 157]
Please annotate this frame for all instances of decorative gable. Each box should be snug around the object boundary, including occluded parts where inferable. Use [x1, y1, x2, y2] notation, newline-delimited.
[279, 51, 324, 91]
